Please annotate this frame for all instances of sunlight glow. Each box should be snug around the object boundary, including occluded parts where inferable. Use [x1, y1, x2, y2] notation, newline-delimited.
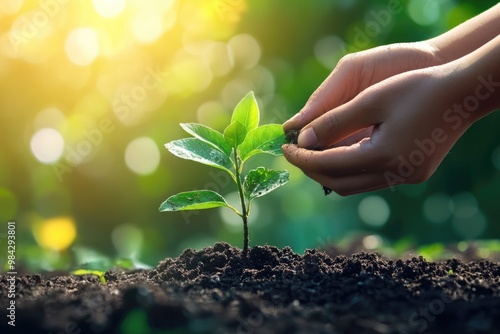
[30, 128, 65, 164]
[132, 9, 163, 44]
[0, 0, 23, 15]
[92, 0, 126, 18]
[65, 28, 100, 66]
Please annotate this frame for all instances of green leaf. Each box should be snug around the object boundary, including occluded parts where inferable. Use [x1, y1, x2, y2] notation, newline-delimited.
[239, 124, 286, 162]
[166, 138, 234, 175]
[231, 91, 259, 132]
[223, 121, 247, 148]
[244, 167, 289, 201]
[180, 123, 232, 157]
[159, 190, 231, 212]
[72, 269, 107, 284]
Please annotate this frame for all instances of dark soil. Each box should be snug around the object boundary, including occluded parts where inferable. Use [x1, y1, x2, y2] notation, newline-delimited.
[2, 242, 500, 334]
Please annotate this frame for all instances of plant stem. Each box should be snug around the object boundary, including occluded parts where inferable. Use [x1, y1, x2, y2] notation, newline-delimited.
[234, 150, 249, 258]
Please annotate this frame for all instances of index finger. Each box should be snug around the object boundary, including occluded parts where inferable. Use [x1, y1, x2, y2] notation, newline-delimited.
[282, 139, 380, 176]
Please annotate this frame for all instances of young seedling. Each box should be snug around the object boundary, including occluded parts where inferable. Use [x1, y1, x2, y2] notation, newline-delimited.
[159, 92, 289, 257]
[72, 269, 107, 284]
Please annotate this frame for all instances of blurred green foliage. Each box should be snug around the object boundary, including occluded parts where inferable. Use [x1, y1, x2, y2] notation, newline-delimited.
[0, 0, 499, 270]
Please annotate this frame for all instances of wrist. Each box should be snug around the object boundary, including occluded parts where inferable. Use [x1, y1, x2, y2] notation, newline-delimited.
[408, 41, 444, 67]
[438, 57, 500, 127]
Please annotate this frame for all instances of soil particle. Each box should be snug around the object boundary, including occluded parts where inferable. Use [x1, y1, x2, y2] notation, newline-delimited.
[2, 242, 500, 334]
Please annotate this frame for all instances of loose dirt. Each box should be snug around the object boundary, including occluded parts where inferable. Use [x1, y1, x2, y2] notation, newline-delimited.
[1, 242, 500, 333]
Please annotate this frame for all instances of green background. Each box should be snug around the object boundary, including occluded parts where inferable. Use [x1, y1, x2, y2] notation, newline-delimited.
[0, 0, 499, 270]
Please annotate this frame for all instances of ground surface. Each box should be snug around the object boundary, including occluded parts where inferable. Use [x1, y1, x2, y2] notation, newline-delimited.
[1, 242, 500, 334]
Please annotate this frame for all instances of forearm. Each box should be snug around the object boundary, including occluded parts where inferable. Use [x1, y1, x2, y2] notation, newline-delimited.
[428, 3, 500, 64]
[441, 33, 500, 125]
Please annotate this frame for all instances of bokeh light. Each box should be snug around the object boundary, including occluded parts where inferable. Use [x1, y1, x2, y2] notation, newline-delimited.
[125, 137, 160, 175]
[30, 128, 65, 164]
[65, 28, 100, 66]
[228, 34, 261, 69]
[92, 0, 127, 18]
[314, 35, 345, 70]
[423, 193, 454, 224]
[0, 0, 23, 15]
[34, 107, 66, 129]
[362, 235, 383, 250]
[407, 0, 441, 26]
[112, 224, 144, 258]
[1, 0, 499, 267]
[34, 216, 77, 251]
[452, 210, 487, 239]
[202, 41, 234, 76]
[358, 196, 390, 227]
[452, 192, 478, 219]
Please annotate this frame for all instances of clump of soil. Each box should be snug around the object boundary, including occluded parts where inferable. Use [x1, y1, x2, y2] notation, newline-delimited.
[2, 242, 500, 334]
[285, 129, 299, 145]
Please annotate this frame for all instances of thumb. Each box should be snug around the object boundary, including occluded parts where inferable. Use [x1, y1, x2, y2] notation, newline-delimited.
[297, 94, 379, 149]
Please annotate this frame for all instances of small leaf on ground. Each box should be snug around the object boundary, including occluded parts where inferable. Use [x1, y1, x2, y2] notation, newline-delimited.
[231, 91, 259, 132]
[159, 190, 231, 212]
[223, 121, 247, 148]
[244, 167, 289, 200]
[166, 138, 234, 175]
[180, 123, 232, 156]
[72, 269, 107, 284]
[239, 124, 286, 162]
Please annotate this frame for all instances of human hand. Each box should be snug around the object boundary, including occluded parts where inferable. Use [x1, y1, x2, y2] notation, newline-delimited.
[282, 66, 475, 195]
[283, 42, 440, 134]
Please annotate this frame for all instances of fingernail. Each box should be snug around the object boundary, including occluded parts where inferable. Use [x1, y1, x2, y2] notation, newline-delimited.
[283, 112, 302, 128]
[298, 127, 318, 148]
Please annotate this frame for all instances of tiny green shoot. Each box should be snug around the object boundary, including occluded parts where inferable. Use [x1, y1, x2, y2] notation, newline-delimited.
[159, 92, 289, 257]
[72, 269, 107, 284]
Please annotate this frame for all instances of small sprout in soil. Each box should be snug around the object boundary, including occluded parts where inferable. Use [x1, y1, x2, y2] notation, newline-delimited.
[160, 91, 289, 257]
[72, 269, 107, 284]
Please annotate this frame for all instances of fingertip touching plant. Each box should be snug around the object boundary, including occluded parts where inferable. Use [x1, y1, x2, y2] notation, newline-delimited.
[159, 92, 289, 257]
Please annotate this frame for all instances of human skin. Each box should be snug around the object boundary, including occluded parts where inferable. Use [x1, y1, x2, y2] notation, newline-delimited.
[282, 4, 500, 196]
